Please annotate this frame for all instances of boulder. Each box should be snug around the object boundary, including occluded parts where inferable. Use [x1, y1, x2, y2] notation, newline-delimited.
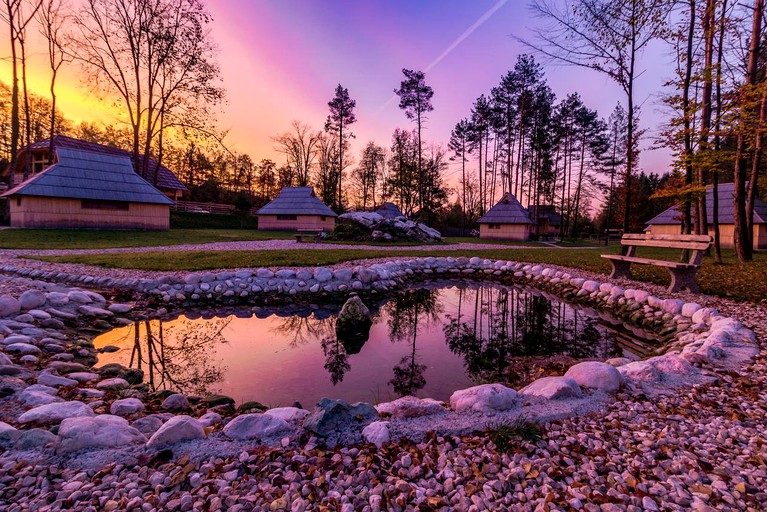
[56, 415, 147, 454]
[96, 378, 130, 391]
[223, 413, 291, 440]
[198, 412, 223, 427]
[450, 384, 517, 414]
[564, 362, 624, 393]
[18, 401, 95, 424]
[19, 290, 46, 310]
[146, 415, 205, 449]
[375, 396, 447, 419]
[263, 407, 310, 423]
[161, 393, 190, 411]
[362, 421, 390, 448]
[521, 377, 582, 400]
[303, 398, 378, 437]
[0, 296, 21, 318]
[110, 398, 146, 416]
[37, 372, 78, 388]
[5, 343, 41, 355]
[335, 296, 372, 354]
[0, 428, 57, 450]
[132, 415, 164, 436]
[19, 390, 62, 407]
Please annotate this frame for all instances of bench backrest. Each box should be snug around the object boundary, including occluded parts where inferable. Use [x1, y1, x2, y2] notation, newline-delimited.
[621, 233, 712, 265]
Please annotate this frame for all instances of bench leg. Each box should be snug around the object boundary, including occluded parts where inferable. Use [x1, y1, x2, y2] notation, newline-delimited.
[295, 236, 303, 243]
[667, 268, 698, 293]
[608, 259, 633, 280]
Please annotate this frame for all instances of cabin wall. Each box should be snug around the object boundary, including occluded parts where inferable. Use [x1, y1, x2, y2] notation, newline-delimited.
[479, 223, 530, 241]
[649, 223, 767, 250]
[9, 196, 169, 230]
[257, 214, 336, 231]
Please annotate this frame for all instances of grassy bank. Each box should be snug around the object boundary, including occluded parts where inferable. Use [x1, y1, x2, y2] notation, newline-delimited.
[0, 228, 294, 250]
[33, 247, 767, 302]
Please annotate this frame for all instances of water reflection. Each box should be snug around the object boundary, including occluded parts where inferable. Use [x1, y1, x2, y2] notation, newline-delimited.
[94, 283, 651, 405]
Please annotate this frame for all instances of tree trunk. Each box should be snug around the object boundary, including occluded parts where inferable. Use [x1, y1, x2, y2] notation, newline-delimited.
[697, 0, 716, 241]
[681, 0, 696, 235]
[712, 0, 727, 263]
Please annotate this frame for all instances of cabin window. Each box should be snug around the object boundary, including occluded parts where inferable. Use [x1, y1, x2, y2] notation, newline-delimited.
[488, 223, 501, 230]
[320, 216, 327, 221]
[81, 199, 130, 211]
[16, 197, 21, 207]
[277, 214, 297, 221]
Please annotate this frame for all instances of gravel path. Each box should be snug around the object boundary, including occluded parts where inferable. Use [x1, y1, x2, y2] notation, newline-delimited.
[1, 254, 766, 510]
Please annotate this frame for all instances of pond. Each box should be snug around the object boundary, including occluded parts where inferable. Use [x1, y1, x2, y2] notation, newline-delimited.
[93, 282, 658, 407]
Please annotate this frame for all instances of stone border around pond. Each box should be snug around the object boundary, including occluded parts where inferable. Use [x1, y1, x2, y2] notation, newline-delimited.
[0, 256, 760, 457]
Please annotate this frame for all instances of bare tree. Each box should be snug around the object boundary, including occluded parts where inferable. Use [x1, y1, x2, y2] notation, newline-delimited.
[523, 0, 671, 234]
[272, 120, 320, 187]
[37, 0, 70, 164]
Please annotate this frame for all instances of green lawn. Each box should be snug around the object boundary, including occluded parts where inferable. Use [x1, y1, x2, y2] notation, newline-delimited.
[0, 228, 295, 250]
[33, 246, 767, 302]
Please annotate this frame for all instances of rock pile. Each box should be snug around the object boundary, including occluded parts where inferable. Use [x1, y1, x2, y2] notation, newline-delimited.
[334, 211, 443, 243]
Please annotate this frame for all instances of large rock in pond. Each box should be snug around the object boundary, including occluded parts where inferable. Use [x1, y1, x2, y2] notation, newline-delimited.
[335, 295, 372, 354]
[303, 398, 378, 437]
[57, 415, 147, 454]
[521, 376, 582, 400]
[223, 413, 291, 440]
[564, 362, 624, 393]
[18, 401, 95, 425]
[450, 384, 517, 414]
[146, 415, 205, 449]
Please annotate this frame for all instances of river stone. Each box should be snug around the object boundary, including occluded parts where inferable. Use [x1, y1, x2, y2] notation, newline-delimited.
[521, 376, 582, 400]
[605, 357, 632, 367]
[107, 303, 132, 314]
[0, 353, 12, 366]
[198, 412, 223, 427]
[19, 390, 62, 407]
[45, 292, 69, 306]
[78, 305, 114, 318]
[303, 398, 378, 437]
[362, 421, 390, 448]
[161, 393, 190, 411]
[110, 398, 146, 416]
[132, 415, 164, 436]
[67, 291, 92, 304]
[0, 421, 14, 435]
[0, 428, 57, 450]
[96, 378, 130, 391]
[37, 372, 79, 388]
[450, 384, 517, 414]
[68, 372, 99, 383]
[18, 400, 95, 424]
[57, 415, 146, 454]
[0, 296, 21, 318]
[565, 362, 624, 393]
[264, 407, 310, 423]
[314, 268, 333, 283]
[203, 394, 235, 408]
[223, 413, 291, 440]
[19, 290, 46, 310]
[146, 415, 205, 449]
[6, 343, 41, 355]
[375, 396, 448, 418]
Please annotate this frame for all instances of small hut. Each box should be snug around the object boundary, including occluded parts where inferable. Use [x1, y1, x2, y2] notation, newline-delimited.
[1, 148, 174, 229]
[528, 205, 562, 237]
[477, 192, 534, 241]
[645, 183, 767, 250]
[257, 187, 337, 231]
[375, 202, 405, 220]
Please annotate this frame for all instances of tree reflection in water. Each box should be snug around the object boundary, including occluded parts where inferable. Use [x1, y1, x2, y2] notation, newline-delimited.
[383, 289, 442, 396]
[444, 285, 621, 384]
[125, 318, 230, 396]
[270, 315, 336, 348]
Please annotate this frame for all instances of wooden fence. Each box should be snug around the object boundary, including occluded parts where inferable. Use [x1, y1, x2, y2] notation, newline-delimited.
[172, 200, 259, 216]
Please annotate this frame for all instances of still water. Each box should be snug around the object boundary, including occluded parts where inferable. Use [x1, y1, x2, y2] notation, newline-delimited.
[94, 282, 656, 407]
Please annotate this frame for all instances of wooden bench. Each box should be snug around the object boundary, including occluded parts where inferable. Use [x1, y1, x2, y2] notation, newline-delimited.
[601, 234, 712, 293]
[295, 228, 324, 243]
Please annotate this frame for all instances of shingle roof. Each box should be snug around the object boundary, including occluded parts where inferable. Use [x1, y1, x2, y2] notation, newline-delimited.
[1, 148, 174, 205]
[23, 135, 187, 192]
[528, 205, 562, 227]
[645, 183, 767, 226]
[375, 202, 405, 219]
[478, 192, 534, 224]
[257, 187, 337, 217]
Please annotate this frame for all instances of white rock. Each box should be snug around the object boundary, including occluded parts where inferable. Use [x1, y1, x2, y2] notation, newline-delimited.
[314, 268, 333, 283]
[375, 396, 447, 418]
[5, 343, 41, 355]
[198, 412, 223, 427]
[19, 290, 46, 310]
[67, 372, 100, 383]
[264, 407, 310, 423]
[19, 390, 62, 407]
[521, 376, 582, 400]
[57, 415, 146, 454]
[18, 401, 95, 424]
[692, 307, 718, 324]
[37, 372, 78, 388]
[564, 362, 624, 393]
[362, 421, 390, 448]
[161, 393, 190, 410]
[681, 302, 702, 318]
[146, 415, 205, 448]
[0, 421, 15, 434]
[110, 398, 146, 416]
[581, 281, 600, 293]
[450, 384, 517, 414]
[222, 413, 291, 440]
[96, 378, 130, 390]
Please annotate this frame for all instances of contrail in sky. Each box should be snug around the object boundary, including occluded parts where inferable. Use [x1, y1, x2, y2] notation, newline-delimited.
[378, 0, 510, 112]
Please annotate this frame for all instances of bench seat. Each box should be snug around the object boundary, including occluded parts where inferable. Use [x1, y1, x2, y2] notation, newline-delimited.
[601, 254, 696, 269]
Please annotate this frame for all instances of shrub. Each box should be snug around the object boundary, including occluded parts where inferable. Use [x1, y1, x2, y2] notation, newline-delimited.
[485, 419, 544, 452]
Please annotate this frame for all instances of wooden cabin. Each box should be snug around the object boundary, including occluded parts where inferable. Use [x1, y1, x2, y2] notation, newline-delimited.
[528, 205, 562, 237]
[645, 183, 767, 250]
[3, 135, 188, 200]
[1, 148, 174, 230]
[375, 202, 406, 220]
[477, 192, 534, 241]
[257, 187, 337, 231]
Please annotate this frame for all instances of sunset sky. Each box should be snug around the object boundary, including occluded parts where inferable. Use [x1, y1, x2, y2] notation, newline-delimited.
[5, 0, 673, 181]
